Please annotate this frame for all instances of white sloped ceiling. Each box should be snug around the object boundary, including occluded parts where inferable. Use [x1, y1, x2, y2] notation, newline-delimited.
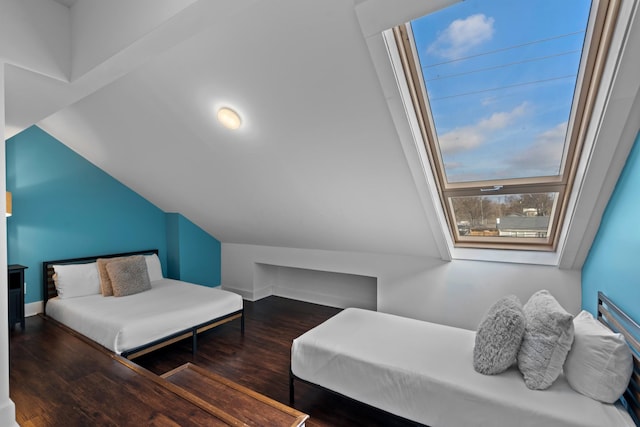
[6, 0, 640, 265]
[17, 0, 447, 257]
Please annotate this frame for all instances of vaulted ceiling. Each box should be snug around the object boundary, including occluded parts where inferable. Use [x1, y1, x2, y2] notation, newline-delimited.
[3, 0, 640, 264]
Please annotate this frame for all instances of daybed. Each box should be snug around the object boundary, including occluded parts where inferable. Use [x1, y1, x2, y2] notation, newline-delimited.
[290, 292, 639, 427]
[43, 249, 243, 359]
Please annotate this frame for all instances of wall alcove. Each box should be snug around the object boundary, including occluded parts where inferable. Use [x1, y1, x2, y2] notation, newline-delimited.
[254, 263, 377, 310]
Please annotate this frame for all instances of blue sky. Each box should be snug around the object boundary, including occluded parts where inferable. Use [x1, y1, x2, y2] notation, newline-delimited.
[411, 0, 592, 183]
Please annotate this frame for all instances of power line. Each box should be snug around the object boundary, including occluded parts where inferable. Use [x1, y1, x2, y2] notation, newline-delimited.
[430, 74, 576, 101]
[424, 30, 585, 68]
[424, 50, 580, 82]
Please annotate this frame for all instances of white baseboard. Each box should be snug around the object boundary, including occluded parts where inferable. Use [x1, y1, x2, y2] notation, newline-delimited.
[220, 285, 253, 300]
[221, 285, 274, 302]
[253, 285, 273, 301]
[26, 288, 365, 315]
[224, 284, 377, 309]
[25, 301, 43, 317]
[0, 399, 18, 427]
[273, 285, 375, 310]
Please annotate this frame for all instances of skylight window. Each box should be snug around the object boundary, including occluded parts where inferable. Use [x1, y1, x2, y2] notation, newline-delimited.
[394, 0, 618, 250]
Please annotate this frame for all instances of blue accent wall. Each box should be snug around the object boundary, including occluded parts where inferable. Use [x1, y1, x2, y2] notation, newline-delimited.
[582, 130, 640, 321]
[166, 213, 221, 287]
[6, 126, 221, 304]
[166, 213, 181, 280]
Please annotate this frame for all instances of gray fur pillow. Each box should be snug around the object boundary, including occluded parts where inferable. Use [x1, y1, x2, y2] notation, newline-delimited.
[106, 255, 151, 297]
[517, 290, 574, 390]
[473, 295, 526, 375]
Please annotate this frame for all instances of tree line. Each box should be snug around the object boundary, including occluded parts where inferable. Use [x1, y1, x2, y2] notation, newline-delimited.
[453, 193, 554, 228]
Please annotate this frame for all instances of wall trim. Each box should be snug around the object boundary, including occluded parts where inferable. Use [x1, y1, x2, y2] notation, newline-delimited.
[272, 285, 375, 310]
[0, 400, 18, 427]
[25, 301, 43, 317]
[220, 285, 269, 301]
[252, 285, 273, 301]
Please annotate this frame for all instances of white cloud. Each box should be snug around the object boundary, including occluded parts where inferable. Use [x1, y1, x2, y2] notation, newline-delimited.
[481, 96, 498, 106]
[427, 14, 495, 60]
[507, 122, 568, 175]
[438, 103, 528, 154]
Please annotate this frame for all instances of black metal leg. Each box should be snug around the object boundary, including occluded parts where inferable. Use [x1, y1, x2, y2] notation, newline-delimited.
[289, 370, 295, 405]
[241, 312, 245, 335]
[192, 331, 197, 356]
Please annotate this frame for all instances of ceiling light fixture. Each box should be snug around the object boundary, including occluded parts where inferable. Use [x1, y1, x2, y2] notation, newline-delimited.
[217, 107, 242, 130]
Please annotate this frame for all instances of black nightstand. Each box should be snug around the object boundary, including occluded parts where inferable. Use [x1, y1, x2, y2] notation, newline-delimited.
[8, 264, 27, 330]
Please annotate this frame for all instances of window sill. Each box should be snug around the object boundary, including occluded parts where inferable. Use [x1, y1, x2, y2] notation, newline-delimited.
[451, 246, 561, 266]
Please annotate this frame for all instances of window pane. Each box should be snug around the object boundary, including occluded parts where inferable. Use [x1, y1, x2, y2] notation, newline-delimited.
[450, 192, 558, 239]
[411, 0, 592, 183]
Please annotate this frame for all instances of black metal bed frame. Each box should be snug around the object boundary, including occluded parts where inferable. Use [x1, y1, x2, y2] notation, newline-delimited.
[597, 291, 640, 426]
[42, 249, 244, 360]
[289, 292, 640, 426]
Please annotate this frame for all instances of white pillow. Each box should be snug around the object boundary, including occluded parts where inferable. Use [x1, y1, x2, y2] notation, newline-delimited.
[564, 310, 633, 403]
[144, 254, 163, 282]
[52, 262, 100, 299]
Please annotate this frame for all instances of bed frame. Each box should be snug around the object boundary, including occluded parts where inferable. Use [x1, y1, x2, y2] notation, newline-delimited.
[42, 249, 244, 360]
[290, 292, 640, 426]
[598, 292, 640, 425]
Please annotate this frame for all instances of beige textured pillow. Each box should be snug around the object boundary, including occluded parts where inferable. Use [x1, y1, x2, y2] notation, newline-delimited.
[105, 255, 151, 297]
[96, 257, 125, 296]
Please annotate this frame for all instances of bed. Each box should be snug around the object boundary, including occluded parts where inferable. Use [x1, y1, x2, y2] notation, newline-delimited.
[290, 292, 639, 427]
[42, 249, 244, 359]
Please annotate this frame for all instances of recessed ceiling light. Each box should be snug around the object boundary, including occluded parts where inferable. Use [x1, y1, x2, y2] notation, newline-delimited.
[217, 107, 242, 130]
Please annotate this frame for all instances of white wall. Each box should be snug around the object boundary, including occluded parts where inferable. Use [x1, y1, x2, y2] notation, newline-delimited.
[1, 64, 19, 427]
[70, 0, 196, 79]
[0, 0, 70, 81]
[378, 257, 580, 330]
[222, 243, 581, 331]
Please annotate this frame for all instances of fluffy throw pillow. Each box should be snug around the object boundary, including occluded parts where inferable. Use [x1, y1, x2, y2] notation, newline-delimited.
[474, 295, 526, 375]
[144, 254, 163, 282]
[564, 310, 633, 403]
[96, 257, 125, 296]
[106, 255, 151, 297]
[52, 262, 100, 299]
[518, 290, 575, 390]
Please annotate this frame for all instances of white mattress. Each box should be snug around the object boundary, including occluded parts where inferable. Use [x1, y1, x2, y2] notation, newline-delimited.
[291, 308, 634, 427]
[46, 278, 243, 355]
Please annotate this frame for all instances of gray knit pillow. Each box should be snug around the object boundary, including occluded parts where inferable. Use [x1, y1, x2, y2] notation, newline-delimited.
[473, 295, 526, 375]
[518, 290, 574, 390]
[106, 255, 151, 297]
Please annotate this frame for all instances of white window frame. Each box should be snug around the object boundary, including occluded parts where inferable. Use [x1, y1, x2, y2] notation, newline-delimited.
[390, 0, 621, 254]
[375, 0, 637, 266]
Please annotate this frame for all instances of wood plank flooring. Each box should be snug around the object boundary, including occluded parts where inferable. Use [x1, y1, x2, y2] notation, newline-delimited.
[9, 318, 232, 426]
[10, 296, 421, 426]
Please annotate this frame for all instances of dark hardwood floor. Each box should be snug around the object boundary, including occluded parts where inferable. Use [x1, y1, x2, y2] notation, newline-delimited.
[10, 296, 421, 427]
